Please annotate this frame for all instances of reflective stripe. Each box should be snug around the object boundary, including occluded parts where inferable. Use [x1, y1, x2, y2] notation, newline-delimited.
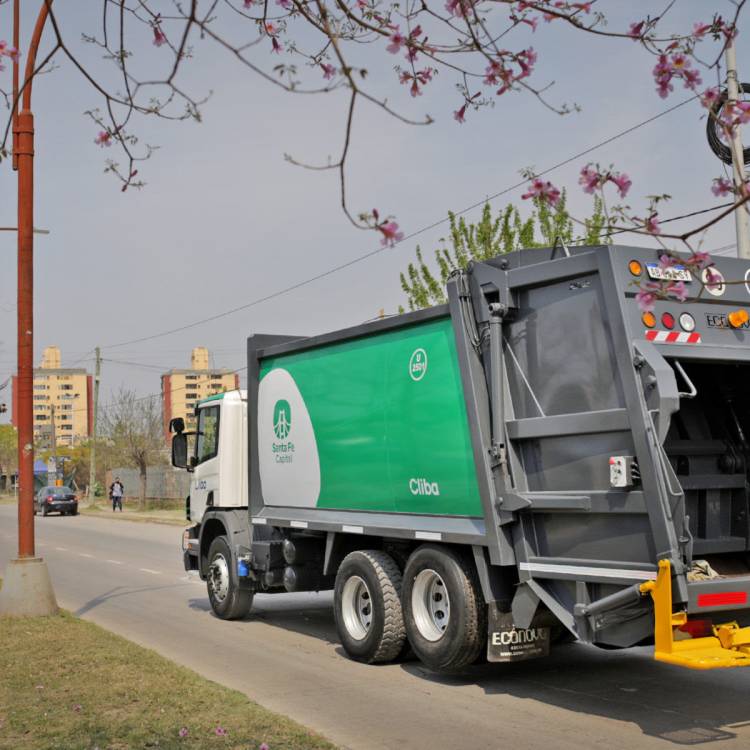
[415, 531, 442, 541]
[342, 525, 364, 534]
[290, 520, 308, 529]
[645, 330, 701, 344]
[520, 562, 657, 580]
[251, 517, 267, 525]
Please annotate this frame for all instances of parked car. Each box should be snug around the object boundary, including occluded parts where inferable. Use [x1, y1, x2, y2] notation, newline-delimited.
[35, 486, 78, 517]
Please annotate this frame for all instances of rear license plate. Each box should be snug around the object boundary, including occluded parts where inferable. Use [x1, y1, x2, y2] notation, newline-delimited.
[487, 607, 550, 663]
[646, 263, 692, 282]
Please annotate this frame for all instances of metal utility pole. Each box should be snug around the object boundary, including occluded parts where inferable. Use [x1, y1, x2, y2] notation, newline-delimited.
[88, 346, 101, 504]
[50, 402, 57, 482]
[0, 0, 58, 617]
[725, 37, 750, 259]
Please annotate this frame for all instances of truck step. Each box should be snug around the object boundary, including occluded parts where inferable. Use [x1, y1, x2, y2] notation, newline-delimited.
[641, 560, 750, 670]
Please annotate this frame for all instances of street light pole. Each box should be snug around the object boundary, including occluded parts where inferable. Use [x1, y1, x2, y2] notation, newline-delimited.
[725, 37, 750, 259]
[88, 346, 101, 504]
[0, 0, 58, 617]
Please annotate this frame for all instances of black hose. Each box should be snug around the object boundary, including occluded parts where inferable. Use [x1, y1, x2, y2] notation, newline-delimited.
[706, 84, 750, 166]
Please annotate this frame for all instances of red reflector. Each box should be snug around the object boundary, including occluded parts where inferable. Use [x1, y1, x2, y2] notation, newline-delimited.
[697, 591, 748, 608]
[678, 619, 713, 638]
[661, 312, 675, 330]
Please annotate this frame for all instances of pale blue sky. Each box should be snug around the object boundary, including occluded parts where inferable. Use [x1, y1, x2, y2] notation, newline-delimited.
[0, 1, 746, 419]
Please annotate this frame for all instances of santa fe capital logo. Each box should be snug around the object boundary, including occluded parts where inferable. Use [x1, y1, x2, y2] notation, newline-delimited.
[273, 400, 291, 439]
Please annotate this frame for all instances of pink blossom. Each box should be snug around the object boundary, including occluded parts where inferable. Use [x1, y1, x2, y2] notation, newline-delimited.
[636, 285, 660, 312]
[572, 2, 592, 13]
[276, 0, 292, 8]
[445, 0, 475, 18]
[711, 177, 733, 197]
[260, 745, 270, 750]
[578, 165, 601, 194]
[611, 172, 632, 198]
[645, 213, 661, 235]
[0, 40, 19, 72]
[94, 131, 112, 147]
[685, 251, 711, 268]
[658, 254, 680, 269]
[454, 104, 467, 123]
[72, 704, 82, 713]
[178, 727, 189, 738]
[522, 178, 561, 207]
[379, 221, 404, 247]
[735, 101, 750, 125]
[692, 22, 712, 38]
[152, 25, 166, 47]
[320, 63, 336, 80]
[215, 726, 228, 736]
[670, 53, 688, 71]
[628, 21, 645, 39]
[700, 87, 720, 109]
[666, 280, 688, 302]
[387, 28, 406, 55]
[683, 68, 702, 90]
[271, 37, 283, 53]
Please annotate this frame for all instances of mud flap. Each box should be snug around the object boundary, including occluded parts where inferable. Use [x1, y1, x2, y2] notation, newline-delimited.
[487, 605, 550, 662]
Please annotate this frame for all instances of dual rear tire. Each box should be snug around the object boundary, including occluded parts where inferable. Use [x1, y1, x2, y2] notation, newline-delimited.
[333, 545, 485, 671]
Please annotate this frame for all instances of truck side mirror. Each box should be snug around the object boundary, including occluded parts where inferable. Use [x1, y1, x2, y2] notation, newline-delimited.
[172, 433, 189, 469]
[169, 417, 185, 434]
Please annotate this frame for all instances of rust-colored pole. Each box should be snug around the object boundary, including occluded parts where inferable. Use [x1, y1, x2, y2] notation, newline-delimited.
[15, 2, 51, 559]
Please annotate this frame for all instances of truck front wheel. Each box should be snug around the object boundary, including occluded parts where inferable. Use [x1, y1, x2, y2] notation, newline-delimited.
[334, 550, 406, 664]
[206, 536, 253, 620]
[402, 545, 486, 672]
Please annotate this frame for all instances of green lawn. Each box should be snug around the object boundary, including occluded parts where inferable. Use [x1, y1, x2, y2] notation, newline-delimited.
[0, 611, 336, 750]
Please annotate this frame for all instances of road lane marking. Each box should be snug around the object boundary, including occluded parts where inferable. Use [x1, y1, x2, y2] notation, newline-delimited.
[139, 568, 161, 575]
[78, 553, 94, 558]
[106, 560, 124, 565]
[55, 547, 68, 552]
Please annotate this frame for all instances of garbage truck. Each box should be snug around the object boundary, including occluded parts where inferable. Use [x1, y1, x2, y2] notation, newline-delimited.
[171, 243, 750, 671]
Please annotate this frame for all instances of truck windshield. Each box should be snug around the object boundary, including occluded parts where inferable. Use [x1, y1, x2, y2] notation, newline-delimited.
[195, 406, 219, 463]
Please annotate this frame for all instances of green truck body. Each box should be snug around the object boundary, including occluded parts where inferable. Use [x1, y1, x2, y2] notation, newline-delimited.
[258, 316, 482, 517]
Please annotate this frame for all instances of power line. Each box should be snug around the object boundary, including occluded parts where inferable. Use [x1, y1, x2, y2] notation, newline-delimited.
[101, 96, 696, 351]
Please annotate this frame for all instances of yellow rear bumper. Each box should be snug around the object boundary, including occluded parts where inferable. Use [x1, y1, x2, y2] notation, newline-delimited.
[640, 560, 750, 670]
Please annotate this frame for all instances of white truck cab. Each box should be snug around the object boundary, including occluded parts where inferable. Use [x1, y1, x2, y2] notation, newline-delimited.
[185, 390, 248, 523]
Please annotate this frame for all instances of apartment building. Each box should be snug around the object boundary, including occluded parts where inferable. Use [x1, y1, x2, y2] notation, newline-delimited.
[161, 347, 239, 440]
[12, 346, 93, 448]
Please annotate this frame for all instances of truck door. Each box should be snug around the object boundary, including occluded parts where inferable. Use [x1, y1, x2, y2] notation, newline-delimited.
[191, 404, 221, 523]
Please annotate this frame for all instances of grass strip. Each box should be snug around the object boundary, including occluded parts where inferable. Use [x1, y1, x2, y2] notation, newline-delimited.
[80, 504, 186, 526]
[0, 610, 336, 750]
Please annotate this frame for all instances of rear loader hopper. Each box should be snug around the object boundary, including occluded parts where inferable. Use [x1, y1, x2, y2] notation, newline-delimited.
[177, 244, 750, 671]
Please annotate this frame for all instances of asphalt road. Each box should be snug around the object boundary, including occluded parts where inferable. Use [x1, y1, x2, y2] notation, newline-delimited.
[2, 505, 750, 750]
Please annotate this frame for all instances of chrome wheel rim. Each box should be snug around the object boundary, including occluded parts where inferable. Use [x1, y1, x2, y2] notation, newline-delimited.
[412, 569, 450, 642]
[341, 575, 373, 640]
[209, 553, 230, 603]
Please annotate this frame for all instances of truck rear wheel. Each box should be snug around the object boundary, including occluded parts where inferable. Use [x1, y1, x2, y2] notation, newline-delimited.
[207, 536, 253, 620]
[334, 550, 406, 664]
[402, 545, 486, 672]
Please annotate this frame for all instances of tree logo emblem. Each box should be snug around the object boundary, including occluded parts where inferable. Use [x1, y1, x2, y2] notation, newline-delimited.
[409, 348, 428, 382]
[273, 399, 291, 439]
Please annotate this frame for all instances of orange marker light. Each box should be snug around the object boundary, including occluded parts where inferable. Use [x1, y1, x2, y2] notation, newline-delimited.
[629, 260, 643, 276]
[727, 309, 750, 329]
[642, 312, 656, 328]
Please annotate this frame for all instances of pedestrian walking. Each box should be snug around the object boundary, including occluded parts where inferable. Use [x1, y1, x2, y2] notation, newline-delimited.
[110, 477, 124, 512]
